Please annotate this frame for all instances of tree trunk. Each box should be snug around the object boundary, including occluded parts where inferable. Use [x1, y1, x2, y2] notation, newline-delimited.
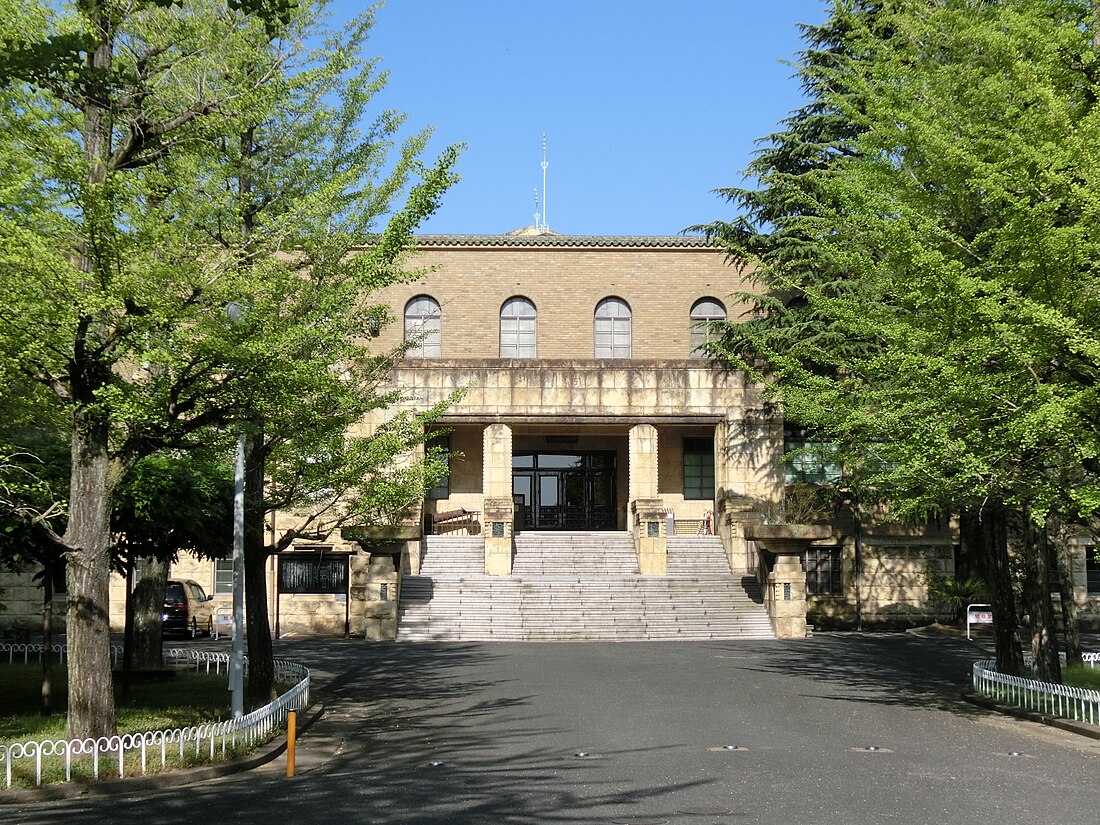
[1021, 514, 1061, 684]
[63, 0, 119, 741]
[40, 556, 54, 716]
[965, 502, 1024, 676]
[131, 557, 169, 670]
[1056, 539, 1083, 669]
[244, 431, 275, 703]
[65, 408, 118, 739]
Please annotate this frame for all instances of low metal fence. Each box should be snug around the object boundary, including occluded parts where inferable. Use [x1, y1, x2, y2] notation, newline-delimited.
[0, 648, 309, 788]
[1, 642, 123, 667]
[972, 658, 1100, 726]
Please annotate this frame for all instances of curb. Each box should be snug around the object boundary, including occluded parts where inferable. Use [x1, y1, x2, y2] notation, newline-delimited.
[0, 702, 325, 805]
[962, 691, 1100, 741]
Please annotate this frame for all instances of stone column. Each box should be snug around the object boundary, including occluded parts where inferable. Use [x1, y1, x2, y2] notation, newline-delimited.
[361, 553, 399, 641]
[745, 524, 831, 639]
[628, 423, 659, 501]
[482, 423, 514, 575]
[628, 424, 666, 574]
[767, 553, 807, 639]
[717, 494, 759, 575]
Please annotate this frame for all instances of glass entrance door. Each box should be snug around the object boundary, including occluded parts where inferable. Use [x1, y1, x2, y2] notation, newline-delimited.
[512, 452, 617, 530]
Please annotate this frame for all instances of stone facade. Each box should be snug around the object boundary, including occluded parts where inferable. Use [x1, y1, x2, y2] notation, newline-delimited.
[5, 233, 1096, 639]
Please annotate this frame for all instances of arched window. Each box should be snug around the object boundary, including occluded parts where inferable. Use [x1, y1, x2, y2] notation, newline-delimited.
[500, 296, 537, 358]
[404, 295, 441, 358]
[594, 297, 631, 358]
[689, 297, 726, 356]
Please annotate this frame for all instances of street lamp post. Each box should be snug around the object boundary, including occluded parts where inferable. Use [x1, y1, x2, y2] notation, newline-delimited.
[227, 302, 247, 718]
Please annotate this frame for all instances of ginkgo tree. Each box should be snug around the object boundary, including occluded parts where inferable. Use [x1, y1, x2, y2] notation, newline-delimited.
[0, 0, 459, 738]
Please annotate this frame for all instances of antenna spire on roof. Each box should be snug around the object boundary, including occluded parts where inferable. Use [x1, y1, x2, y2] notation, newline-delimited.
[533, 187, 541, 229]
[539, 133, 549, 232]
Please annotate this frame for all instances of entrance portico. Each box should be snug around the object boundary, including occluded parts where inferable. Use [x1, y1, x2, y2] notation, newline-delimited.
[452, 419, 714, 575]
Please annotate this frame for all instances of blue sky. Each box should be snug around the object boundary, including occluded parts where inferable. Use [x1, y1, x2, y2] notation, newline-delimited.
[333, 1, 828, 236]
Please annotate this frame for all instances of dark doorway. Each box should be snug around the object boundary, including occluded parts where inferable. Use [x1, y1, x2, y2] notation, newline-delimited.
[512, 452, 617, 530]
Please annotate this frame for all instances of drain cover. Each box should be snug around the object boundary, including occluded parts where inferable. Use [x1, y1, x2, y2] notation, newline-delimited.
[678, 806, 734, 815]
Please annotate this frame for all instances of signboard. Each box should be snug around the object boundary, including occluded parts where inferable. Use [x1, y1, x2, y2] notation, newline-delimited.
[967, 603, 993, 640]
[278, 552, 349, 595]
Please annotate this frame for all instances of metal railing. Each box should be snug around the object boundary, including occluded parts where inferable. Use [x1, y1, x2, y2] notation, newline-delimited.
[1, 642, 123, 667]
[972, 657, 1100, 726]
[1, 648, 309, 788]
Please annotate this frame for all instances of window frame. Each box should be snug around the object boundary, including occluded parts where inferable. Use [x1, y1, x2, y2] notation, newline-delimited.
[499, 296, 537, 358]
[803, 546, 843, 596]
[213, 558, 234, 596]
[594, 297, 631, 359]
[682, 437, 715, 500]
[689, 297, 727, 357]
[1086, 546, 1100, 595]
[783, 424, 842, 485]
[404, 295, 442, 358]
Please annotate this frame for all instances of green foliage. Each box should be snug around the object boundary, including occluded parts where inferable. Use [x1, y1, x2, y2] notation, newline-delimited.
[922, 570, 986, 624]
[112, 452, 233, 564]
[704, 0, 1100, 531]
[0, 0, 459, 737]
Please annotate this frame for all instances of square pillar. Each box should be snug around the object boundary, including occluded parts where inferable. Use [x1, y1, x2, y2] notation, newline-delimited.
[766, 554, 808, 638]
[628, 423, 659, 502]
[718, 494, 759, 575]
[632, 498, 668, 575]
[482, 424, 514, 575]
[361, 553, 399, 641]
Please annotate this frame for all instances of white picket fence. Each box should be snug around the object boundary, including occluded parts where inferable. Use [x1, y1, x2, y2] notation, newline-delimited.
[0, 647, 309, 788]
[972, 654, 1100, 726]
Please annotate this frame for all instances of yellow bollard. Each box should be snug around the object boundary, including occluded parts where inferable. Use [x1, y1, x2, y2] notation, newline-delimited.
[287, 710, 297, 778]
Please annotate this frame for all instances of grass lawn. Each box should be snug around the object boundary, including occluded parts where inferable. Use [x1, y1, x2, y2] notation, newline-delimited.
[0, 664, 231, 744]
[1062, 664, 1100, 692]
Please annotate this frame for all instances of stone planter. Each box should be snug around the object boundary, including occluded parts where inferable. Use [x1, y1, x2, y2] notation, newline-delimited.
[744, 523, 832, 554]
[744, 523, 832, 640]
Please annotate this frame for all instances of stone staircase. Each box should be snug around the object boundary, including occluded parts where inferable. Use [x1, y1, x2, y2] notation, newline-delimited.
[397, 532, 774, 642]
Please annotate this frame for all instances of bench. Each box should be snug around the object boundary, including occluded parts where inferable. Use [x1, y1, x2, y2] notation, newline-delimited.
[429, 508, 481, 535]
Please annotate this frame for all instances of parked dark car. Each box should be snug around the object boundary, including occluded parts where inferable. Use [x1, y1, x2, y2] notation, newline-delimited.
[163, 579, 215, 637]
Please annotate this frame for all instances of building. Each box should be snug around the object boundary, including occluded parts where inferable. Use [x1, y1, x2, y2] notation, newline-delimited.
[4, 231, 1097, 641]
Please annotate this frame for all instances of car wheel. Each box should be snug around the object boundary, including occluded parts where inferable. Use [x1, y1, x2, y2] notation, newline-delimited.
[190, 618, 198, 638]
[205, 617, 213, 637]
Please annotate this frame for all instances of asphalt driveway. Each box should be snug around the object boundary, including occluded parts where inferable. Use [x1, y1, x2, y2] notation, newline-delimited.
[8, 633, 1100, 825]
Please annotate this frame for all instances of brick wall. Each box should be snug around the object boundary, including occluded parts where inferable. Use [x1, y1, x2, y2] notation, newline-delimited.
[370, 240, 752, 360]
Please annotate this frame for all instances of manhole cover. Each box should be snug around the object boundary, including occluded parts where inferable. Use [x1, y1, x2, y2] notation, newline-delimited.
[707, 745, 748, 752]
[610, 819, 669, 825]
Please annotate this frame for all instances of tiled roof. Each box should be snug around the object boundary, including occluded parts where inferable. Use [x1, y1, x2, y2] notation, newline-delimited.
[410, 234, 715, 249]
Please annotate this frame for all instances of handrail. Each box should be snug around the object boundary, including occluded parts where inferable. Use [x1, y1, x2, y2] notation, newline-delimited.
[1, 648, 309, 788]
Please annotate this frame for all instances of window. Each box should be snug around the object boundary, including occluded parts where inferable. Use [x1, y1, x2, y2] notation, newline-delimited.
[1087, 547, 1100, 595]
[804, 547, 842, 595]
[214, 559, 234, 596]
[690, 297, 726, 356]
[595, 297, 631, 358]
[683, 437, 715, 500]
[783, 425, 841, 484]
[500, 296, 537, 358]
[404, 295, 441, 357]
[426, 434, 450, 500]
